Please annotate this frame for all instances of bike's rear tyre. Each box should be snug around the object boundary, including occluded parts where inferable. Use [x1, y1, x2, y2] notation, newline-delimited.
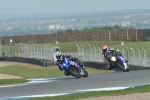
[68, 67, 81, 78]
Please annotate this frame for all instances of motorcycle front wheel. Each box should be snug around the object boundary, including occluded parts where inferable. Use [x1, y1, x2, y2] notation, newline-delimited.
[83, 70, 88, 77]
[117, 60, 130, 72]
[68, 66, 81, 78]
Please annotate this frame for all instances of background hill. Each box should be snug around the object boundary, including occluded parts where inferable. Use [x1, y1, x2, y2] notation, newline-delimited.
[0, 9, 150, 36]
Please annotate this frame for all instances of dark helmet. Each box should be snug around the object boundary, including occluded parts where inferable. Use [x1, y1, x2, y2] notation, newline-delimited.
[102, 45, 108, 52]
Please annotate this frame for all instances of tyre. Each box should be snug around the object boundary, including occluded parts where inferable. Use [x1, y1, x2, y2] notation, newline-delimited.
[64, 71, 70, 76]
[68, 67, 81, 78]
[108, 64, 113, 70]
[117, 60, 128, 72]
[83, 70, 88, 77]
[126, 67, 130, 72]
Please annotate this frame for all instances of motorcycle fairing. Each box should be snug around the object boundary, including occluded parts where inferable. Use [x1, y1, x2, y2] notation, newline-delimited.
[117, 55, 128, 69]
[59, 58, 74, 70]
[117, 55, 125, 63]
[76, 63, 84, 75]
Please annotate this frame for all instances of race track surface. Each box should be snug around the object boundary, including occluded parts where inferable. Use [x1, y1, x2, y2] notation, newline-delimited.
[0, 70, 150, 99]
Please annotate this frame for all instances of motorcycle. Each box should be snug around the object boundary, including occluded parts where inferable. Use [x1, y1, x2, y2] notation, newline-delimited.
[58, 57, 88, 78]
[106, 48, 130, 72]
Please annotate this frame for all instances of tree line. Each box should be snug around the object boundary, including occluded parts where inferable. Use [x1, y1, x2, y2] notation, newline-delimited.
[56, 24, 135, 33]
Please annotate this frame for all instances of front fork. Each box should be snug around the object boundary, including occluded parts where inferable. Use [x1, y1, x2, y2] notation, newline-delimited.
[77, 65, 84, 75]
[123, 62, 128, 70]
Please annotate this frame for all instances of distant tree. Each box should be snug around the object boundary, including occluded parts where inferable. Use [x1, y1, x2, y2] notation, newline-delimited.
[54, 25, 135, 34]
[128, 26, 135, 29]
[57, 30, 63, 33]
[83, 28, 89, 32]
[74, 29, 79, 33]
[64, 29, 73, 33]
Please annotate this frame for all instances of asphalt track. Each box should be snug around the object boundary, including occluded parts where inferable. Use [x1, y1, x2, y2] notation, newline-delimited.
[0, 69, 150, 99]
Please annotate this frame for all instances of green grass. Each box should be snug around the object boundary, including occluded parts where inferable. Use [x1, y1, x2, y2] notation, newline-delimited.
[0, 64, 111, 80]
[26, 84, 150, 100]
[0, 79, 28, 85]
[46, 41, 150, 52]
[0, 65, 64, 79]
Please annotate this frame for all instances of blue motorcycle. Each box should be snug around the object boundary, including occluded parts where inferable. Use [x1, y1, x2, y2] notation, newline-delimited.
[106, 48, 130, 72]
[58, 57, 88, 78]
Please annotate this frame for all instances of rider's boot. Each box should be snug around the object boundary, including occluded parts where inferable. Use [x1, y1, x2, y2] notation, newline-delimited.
[107, 64, 113, 70]
[107, 64, 110, 69]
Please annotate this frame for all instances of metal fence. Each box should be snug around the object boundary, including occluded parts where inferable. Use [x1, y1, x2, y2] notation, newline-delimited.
[74, 44, 150, 67]
[7, 43, 59, 61]
[4, 43, 150, 68]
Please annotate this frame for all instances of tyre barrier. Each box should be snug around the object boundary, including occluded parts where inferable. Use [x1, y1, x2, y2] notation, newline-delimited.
[0, 57, 55, 67]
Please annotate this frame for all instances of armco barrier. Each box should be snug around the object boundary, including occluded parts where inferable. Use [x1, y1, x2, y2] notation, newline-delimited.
[0, 57, 150, 70]
[0, 57, 55, 67]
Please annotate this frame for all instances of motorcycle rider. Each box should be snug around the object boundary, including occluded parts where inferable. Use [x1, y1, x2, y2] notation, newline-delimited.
[55, 51, 66, 70]
[55, 51, 83, 70]
[101, 45, 128, 70]
[55, 51, 85, 76]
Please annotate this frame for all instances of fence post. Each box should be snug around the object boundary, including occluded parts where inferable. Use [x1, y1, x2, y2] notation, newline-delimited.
[88, 44, 92, 61]
[109, 30, 111, 41]
[125, 46, 130, 61]
[14, 43, 17, 57]
[130, 47, 134, 65]
[96, 45, 101, 62]
[76, 44, 80, 58]
[142, 48, 146, 67]
[93, 45, 96, 62]
[84, 45, 87, 61]
[136, 29, 137, 41]
[24, 44, 27, 58]
[26, 44, 29, 58]
[127, 29, 128, 41]
[136, 48, 140, 66]
[80, 44, 84, 61]
[76, 44, 80, 52]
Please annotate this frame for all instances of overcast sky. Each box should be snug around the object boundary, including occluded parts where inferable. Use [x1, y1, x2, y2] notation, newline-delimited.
[0, 0, 150, 14]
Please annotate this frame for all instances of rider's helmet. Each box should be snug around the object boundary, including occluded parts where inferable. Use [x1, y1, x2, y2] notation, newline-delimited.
[102, 45, 108, 52]
[56, 51, 62, 60]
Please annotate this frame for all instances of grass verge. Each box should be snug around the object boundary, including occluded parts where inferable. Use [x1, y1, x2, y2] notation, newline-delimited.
[0, 64, 112, 85]
[0, 79, 28, 85]
[26, 84, 150, 100]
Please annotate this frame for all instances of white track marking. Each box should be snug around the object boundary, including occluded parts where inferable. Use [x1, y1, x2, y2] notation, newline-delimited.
[0, 83, 150, 100]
